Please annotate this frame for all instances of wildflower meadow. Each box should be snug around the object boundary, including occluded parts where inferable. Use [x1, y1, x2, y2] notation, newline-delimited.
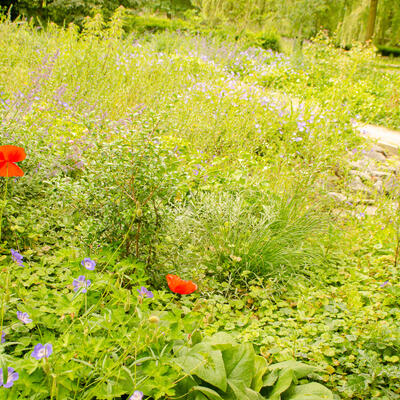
[0, 4, 400, 400]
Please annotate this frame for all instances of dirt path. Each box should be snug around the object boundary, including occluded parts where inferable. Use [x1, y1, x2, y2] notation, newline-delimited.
[358, 124, 400, 155]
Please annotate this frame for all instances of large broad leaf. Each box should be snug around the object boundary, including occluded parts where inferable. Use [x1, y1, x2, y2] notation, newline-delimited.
[251, 355, 269, 392]
[222, 343, 255, 388]
[269, 361, 318, 380]
[226, 380, 265, 400]
[267, 368, 295, 400]
[262, 369, 279, 387]
[174, 344, 227, 392]
[203, 332, 238, 350]
[284, 382, 333, 400]
[191, 386, 223, 400]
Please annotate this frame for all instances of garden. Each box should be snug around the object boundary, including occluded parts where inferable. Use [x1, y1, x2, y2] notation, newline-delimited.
[0, 3, 400, 400]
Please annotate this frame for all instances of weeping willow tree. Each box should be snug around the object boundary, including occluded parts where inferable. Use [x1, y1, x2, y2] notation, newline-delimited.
[337, 0, 400, 45]
[190, 0, 400, 46]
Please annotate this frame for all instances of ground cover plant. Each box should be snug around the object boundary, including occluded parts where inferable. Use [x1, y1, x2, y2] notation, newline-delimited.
[0, 9, 399, 400]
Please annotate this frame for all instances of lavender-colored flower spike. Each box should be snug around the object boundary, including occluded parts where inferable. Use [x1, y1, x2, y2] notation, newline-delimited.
[1, 331, 5, 343]
[72, 275, 91, 293]
[129, 391, 144, 400]
[0, 367, 19, 388]
[31, 343, 53, 360]
[137, 286, 154, 299]
[81, 258, 96, 271]
[380, 280, 389, 288]
[10, 249, 24, 267]
[17, 311, 32, 324]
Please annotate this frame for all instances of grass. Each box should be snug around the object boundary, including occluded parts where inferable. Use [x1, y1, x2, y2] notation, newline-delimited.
[0, 12, 399, 400]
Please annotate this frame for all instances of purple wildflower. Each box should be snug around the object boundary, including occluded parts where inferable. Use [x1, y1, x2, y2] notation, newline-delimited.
[137, 286, 154, 299]
[0, 367, 19, 388]
[1, 331, 5, 343]
[380, 281, 389, 288]
[10, 249, 24, 267]
[17, 311, 32, 324]
[31, 343, 53, 360]
[129, 391, 144, 400]
[81, 258, 96, 271]
[72, 275, 91, 293]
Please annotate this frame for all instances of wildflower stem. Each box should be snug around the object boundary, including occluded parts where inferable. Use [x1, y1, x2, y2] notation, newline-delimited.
[0, 264, 10, 339]
[0, 175, 9, 245]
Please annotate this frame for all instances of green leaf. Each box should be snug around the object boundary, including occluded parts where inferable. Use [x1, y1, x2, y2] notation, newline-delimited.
[175, 345, 227, 392]
[222, 343, 255, 388]
[269, 361, 318, 379]
[251, 355, 268, 392]
[284, 382, 334, 400]
[262, 369, 279, 387]
[267, 368, 295, 400]
[203, 332, 238, 350]
[191, 386, 223, 400]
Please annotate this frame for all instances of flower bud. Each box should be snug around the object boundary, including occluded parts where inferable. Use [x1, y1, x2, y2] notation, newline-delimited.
[148, 315, 160, 324]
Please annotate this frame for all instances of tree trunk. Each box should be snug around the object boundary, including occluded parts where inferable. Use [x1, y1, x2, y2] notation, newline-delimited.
[365, 0, 379, 42]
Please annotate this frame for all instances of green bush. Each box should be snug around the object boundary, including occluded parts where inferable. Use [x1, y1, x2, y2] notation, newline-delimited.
[126, 14, 190, 34]
[250, 31, 281, 52]
[377, 45, 400, 57]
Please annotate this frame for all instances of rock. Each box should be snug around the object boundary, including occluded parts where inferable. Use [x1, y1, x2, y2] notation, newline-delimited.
[370, 145, 387, 156]
[328, 192, 347, 202]
[370, 170, 390, 178]
[384, 175, 400, 196]
[349, 170, 372, 181]
[365, 206, 378, 216]
[373, 180, 384, 193]
[350, 160, 370, 170]
[349, 176, 371, 194]
[365, 150, 387, 162]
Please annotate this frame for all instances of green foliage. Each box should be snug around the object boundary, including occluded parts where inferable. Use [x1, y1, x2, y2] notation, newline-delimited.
[0, 14, 400, 400]
[243, 30, 281, 52]
[158, 190, 326, 280]
[126, 14, 190, 34]
[377, 45, 400, 57]
[173, 332, 332, 400]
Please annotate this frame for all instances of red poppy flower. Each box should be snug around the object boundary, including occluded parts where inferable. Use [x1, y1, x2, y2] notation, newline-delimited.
[166, 274, 197, 295]
[0, 146, 26, 177]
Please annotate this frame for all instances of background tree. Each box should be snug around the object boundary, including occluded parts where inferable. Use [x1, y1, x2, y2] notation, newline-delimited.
[365, 0, 378, 41]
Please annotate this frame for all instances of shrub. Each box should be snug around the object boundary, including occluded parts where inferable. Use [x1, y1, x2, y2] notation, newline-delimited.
[126, 14, 190, 34]
[377, 45, 400, 57]
[250, 30, 281, 52]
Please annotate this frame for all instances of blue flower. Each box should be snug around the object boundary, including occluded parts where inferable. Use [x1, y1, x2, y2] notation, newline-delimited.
[31, 343, 53, 360]
[380, 280, 389, 288]
[10, 249, 24, 267]
[81, 258, 96, 271]
[129, 391, 143, 400]
[73, 275, 91, 293]
[1, 331, 5, 343]
[0, 367, 19, 388]
[137, 286, 154, 299]
[17, 311, 32, 324]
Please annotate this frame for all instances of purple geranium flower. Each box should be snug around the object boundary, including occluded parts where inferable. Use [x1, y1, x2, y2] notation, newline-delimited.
[10, 249, 24, 267]
[1, 331, 5, 343]
[129, 391, 143, 400]
[72, 275, 91, 293]
[81, 257, 96, 271]
[0, 367, 19, 388]
[137, 286, 154, 299]
[17, 311, 32, 324]
[31, 343, 53, 360]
